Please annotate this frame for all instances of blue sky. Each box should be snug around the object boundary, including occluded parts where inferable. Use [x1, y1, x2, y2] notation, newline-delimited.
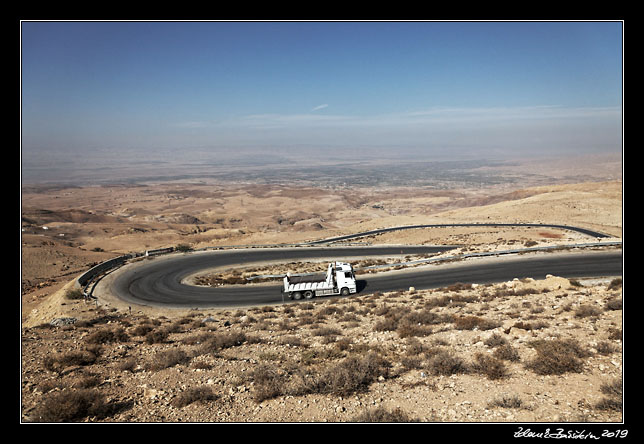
[21, 21, 622, 158]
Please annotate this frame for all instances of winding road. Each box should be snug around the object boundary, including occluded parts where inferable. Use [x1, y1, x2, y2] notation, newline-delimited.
[104, 243, 622, 309]
[305, 223, 612, 244]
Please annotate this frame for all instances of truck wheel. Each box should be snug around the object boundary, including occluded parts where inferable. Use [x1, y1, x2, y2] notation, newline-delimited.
[341, 287, 350, 296]
[304, 290, 314, 299]
[293, 292, 302, 300]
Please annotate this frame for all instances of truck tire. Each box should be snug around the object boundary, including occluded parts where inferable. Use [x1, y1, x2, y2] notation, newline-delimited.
[304, 290, 314, 299]
[293, 291, 302, 300]
[341, 287, 350, 296]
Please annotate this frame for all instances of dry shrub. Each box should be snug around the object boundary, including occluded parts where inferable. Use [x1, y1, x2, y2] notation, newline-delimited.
[130, 324, 155, 337]
[487, 395, 526, 409]
[426, 293, 478, 308]
[608, 327, 622, 341]
[607, 278, 622, 291]
[191, 360, 213, 370]
[493, 344, 521, 362]
[445, 282, 473, 292]
[171, 386, 218, 408]
[604, 299, 622, 311]
[146, 349, 190, 371]
[511, 321, 549, 331]
[351, 406, 419, 422]
[405, 337, 425, 355]
[401, 356, 423, 370]
[494, 286, 540, 297]
[70, 375, 101, 389]
[277, 335, 306, 347]
[145, 329, 169, 344]
[334, 337, 352, 351]
[575, 304, 602, 318]
[484, 333, 508, 348]
[396, 320, 433, 338]
[375, 308, 448, 336]
[249, 363, 284, 402]
[317, 305, 345, 318]
[300, 347, 344, 366]
[596, 378, 622, 412]
[43, 350, 98, 373]
[472, 353, 508, 380]
[453, 315, 500, 331]
[306, 352, 391, 396]
[251, 352, 391, 402]
[425, 348, 469, 376]
[65, 288, 85, 300]
[200, 331, 247, 354]
[373, 317, 397, 332]
[117, 357, 137, 372]
[525, 339, 590, 375]
[312, 327, 341, 337]
[32, 389, 127, 422]
[86, 327, 129, 345]
[404, 308, 448, 325]
[181, 332, 213, 346]
[596, 341, 619, 355]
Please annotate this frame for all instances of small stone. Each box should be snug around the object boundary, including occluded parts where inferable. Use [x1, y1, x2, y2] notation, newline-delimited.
[49, 317, 77, 327]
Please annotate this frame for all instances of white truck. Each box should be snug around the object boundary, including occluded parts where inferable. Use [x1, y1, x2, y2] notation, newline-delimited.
[283, 261, 357, 300]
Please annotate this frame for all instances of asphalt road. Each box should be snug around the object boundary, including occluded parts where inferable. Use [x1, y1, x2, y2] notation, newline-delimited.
[107, 245, 622, 309]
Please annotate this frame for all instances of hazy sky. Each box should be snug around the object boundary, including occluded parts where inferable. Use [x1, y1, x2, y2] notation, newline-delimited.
[21, 21, 623, 160]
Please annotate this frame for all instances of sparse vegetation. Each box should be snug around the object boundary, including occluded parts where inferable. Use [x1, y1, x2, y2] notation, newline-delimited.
[472, 353, 508, 380]
[44, 349, 99, 373]
[351, 407, 419, 422]
[146, 349, 190, 371]
[596, 379, 622, 412]
[485, 333, 508, 348]
[200, 331, 247, 353]
[453, 315, 500, 331]
[65, 288, 85, 300]
[487, 394, 529, 410]
[607, 278, 622, 291]
[493, 344, 521, 362]
[32, 388, 127, 422]
[23, 265, 622, 422]
[525, 339, 591, 375]
[604, 298, 622, 311]
[171, 386, 219, 408]
[86, 326, 129, 344]
[575, 304, 602, 318]
[20, 167, 623, 424]
[425, 348, 469, 376]
[248, 351, 391, 403]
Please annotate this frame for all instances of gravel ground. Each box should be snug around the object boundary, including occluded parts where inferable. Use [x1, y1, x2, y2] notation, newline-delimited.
[21, 275, 622, 423]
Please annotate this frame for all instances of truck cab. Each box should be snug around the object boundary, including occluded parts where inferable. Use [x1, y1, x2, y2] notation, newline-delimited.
[332, 262, 357, 294]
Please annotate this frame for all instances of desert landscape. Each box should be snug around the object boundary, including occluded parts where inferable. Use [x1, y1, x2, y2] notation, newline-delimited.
[20, 155, 623, 423]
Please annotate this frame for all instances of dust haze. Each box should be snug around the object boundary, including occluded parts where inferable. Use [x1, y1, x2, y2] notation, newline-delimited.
[21, 144, 621, 188]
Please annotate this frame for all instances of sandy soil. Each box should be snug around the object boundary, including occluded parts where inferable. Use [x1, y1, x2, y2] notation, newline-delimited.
[20, 174, 623, 423]
[21, 274, 623, 423]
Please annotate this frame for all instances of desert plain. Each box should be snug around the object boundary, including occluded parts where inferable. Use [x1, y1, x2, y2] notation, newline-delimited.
[20, 153, 624, 423]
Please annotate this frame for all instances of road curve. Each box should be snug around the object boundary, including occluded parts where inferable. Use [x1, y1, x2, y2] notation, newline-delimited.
[105, 245, 622, 309]
[306, 223, 612, 244]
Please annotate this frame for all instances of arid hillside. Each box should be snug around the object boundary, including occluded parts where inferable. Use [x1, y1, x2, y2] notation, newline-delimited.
[21, 274, 623, 423]
[21, 179, 621, 322]
[21, 173, 622, 423]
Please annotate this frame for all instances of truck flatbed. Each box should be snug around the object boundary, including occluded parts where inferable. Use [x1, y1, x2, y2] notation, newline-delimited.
[285, 273, 326, 284]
